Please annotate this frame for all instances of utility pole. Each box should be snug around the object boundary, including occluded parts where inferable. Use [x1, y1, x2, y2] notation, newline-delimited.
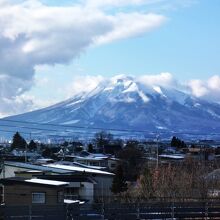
[156, 134, 159, 169]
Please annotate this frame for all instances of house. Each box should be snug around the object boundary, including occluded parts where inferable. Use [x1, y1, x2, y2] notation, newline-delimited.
[0, 177, 69, 206]
[0, 161, 72, 178]
[73, 152, 120, 171]
[0, 161, 114, 203]
[34, 175, 96, 203]
[44, 163, 114, 201]
[74, 153, 109, 168]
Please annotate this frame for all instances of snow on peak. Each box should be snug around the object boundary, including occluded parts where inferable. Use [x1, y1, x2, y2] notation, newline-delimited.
[138, 90, 150, 103]
[111, 74, 133, 85]
[123, 81, 138, 93]
[153, 86, 164, 95]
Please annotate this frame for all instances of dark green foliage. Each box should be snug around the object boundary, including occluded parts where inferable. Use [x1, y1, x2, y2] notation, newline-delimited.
[111, 165, 127, 194]
[11, 132, 27, 150]
[171, 136, 187, 149]
[88, 143, 94, 153]
[215, 147, 220, 155]
[28, 140, 37, 151]
[74, 146, 83, 153]
[104, 139, 123, 155]
[42, 147, 52, 158]
[117, 141, 144, 181]
[62, 141, 69, 147]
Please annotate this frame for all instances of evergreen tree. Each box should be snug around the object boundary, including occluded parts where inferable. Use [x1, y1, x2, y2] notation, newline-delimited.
[11, 132, 27, 150]
[88, 143, 94, 153]
[117, 142, 144, 181]
[111, 165, 127, 194]
[28, 140, 37, 151]
[42, 147, 52, 158]
[171, 136, 186, 149]
[171, 136, 177, 147]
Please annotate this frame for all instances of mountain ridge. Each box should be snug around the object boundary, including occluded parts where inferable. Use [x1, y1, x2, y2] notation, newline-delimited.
[3, 75, 220, 139]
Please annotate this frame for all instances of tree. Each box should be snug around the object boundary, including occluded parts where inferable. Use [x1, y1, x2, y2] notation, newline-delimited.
[11, 132, 27, 150]
[171, 136, 186, 149]
[88, 143, 94, 153]
[138, 166, 154, 199]
[94, 131, 113, 153]
[28, 140, 37, 151]
[117, 141, 144, 181]
[62, 141, 69, 147]
[111, 165, 127, 194]
[74, 146, 83, 153]
[42, 147, 52, 158]
[104, 139, 123, 155]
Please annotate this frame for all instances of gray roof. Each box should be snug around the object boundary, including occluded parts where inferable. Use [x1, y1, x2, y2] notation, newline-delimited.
[4, 161, 73, 174]
[0, 177, 69, 187]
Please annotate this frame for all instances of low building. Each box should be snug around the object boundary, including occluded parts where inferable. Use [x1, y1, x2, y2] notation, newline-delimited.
[0, 161, 72, 178]
[44, 163, 114, 201]
[0, 177, 69, 206]
[0, 161, 114, 203]
[74, 152, 120, 171]
[35, 175, 96, 203]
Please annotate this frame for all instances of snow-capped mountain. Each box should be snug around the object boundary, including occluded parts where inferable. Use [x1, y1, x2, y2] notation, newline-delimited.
[3, 75, 220, 140]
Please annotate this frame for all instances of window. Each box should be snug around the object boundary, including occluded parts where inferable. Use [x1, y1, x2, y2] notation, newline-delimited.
[32, 192, 46, 204]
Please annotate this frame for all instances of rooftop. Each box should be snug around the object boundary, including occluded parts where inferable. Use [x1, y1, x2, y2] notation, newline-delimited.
[25, 178, 69, 186]
[0, 177, 69, 187]
[3, 161, 73, 174]
[44, 163, 114, 176]
[159, 154, 185, 160]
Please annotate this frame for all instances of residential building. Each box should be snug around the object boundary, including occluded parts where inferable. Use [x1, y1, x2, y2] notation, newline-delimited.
[0, 177, 68, 206]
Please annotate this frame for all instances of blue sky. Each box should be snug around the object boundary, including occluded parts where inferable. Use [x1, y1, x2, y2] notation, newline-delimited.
[0, 0, 220, 116]
[38, 0, 220, 81]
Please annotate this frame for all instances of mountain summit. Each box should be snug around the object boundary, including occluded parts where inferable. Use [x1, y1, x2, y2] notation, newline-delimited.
[4, 75, 220, 139]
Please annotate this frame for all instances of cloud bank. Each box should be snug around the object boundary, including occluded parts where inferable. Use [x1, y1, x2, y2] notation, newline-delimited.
[65, 73, 220, 103]
[188, 75, 220, 103]
[0, 0, 167, 117]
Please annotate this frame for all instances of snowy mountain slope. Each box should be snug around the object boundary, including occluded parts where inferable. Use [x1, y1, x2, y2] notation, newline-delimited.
[3, 75, 220, 139]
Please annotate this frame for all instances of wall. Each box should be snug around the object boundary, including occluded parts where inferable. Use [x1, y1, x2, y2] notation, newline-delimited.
[3, 184, 64, 206]
[93, 175, 113, 201]
[79, 182, 94, 203]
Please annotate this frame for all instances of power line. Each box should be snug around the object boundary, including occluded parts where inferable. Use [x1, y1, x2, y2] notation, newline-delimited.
[1, 118, 220, 139]
[0, 118, 163, 134]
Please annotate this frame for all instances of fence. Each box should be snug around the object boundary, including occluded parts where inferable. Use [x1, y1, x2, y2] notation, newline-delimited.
[0, 200, 220, 219]
[0, 204, 78, 220]
[103, 200, 220, 219]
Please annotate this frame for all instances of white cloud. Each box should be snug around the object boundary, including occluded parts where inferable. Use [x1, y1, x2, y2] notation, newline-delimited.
[188, 75, 220, 103]
[66, 75, 104, 98]
[83, 0, 150, 8]
[3, 72, 220, 117]
[207, 75, 220, 91]
[0, 0, 166, 117]
[188, 79, 208, 97]
[65, 73, 220, 106]
[137, 72, 176, 87]
[83, 0, 197, 9]
[95, 13, 166, 45]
